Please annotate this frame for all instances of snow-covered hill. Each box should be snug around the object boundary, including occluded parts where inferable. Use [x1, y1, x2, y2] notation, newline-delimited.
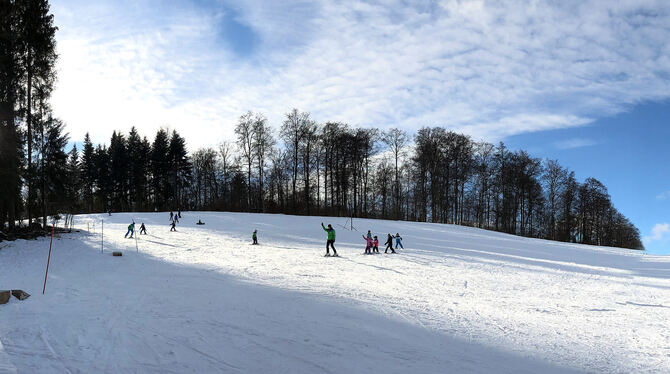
[1, 212, 668, 373]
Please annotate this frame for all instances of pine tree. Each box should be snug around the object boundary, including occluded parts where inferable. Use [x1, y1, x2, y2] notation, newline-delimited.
[16, 0, 58, 225]
[80, 132, 95, 212]
[66, 144, 81, 213]
[151, 129, 170, 210]
[94, 145, 111, 212]
[38, 117, 68, 227]
[127, 127, 148, 210]
[108, 131, 128, 211]
[0, 0, 23, 230]
[168, 130, 191, 210]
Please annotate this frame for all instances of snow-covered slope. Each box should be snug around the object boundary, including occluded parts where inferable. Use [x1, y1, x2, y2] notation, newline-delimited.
[1, 212, 668, 373]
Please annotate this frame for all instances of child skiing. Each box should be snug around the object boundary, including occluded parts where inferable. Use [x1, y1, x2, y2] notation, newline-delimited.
[124, 222, 135, 238]
[373, 236, 379, 253]
[139, 222, 147, 235]
[170, 220, 176, 232]
[169, 211, 174, 221]
[384, 233, 396, 253]
[362, 234, 374, 254]
[394, 233, 404, 249]
[252, 229, 258, 245]
[321, 222, 338, 257]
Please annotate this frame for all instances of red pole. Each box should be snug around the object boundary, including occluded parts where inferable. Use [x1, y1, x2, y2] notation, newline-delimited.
[42, 224, 55, 294]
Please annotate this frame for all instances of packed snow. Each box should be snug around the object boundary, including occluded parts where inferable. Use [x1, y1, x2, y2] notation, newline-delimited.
[1, 211, 669, 373]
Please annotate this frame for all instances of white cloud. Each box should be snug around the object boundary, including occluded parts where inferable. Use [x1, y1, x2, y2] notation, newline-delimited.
[643, 223, 670, 244]
[656, 191, 670, 200]
[553, 138, 599, 150]
[49, 0, 670, 150]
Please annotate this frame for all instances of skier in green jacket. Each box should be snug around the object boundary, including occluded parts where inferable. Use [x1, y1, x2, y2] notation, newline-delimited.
[124, 222, 135, 238]
[252, 229, 258, 245]
[321, 222, 338, 256]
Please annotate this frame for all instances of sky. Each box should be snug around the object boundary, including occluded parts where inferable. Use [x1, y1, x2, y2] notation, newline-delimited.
[48, 0, 670, 253]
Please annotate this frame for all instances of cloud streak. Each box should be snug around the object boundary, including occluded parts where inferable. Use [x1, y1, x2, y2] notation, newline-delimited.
[643, 223, 670, 244]
[50, 0, 670, 149]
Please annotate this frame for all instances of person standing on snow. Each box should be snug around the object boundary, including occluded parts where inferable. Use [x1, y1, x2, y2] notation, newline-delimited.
[366, 230, 372, 240]
[170, 220, 176, 232]
[125, 222, 135, 238]
[384, 233, 396, 253]
[362, 234, 374, 254]
[139, 223, 147, 235]
[178, 209, 182, 218]
[252, 229, 258, 245]
[169, 211, 174, 221]
[394, 233, 404, 250]
[373, 236, 379, 253]
[321, 223, 338, 256]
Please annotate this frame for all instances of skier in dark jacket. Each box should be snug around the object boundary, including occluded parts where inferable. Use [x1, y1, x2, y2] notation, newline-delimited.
[321, 223, 338, 256]
[169, 211, 174, 221]
[170, 220, 176, 232]
[384, 233, 396, 253]
[252, 229, 258, 245]
[139, 223, 147, 235]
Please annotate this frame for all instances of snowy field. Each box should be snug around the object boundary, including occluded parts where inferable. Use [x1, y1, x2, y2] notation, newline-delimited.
[1, 211, 669, 373]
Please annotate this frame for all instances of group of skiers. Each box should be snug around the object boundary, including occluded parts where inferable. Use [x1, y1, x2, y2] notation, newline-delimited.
[362, 230, 402, 254]
[321, 222, 404, 257]
[122, 214, 405, 258]
[124, 221, 147, 238]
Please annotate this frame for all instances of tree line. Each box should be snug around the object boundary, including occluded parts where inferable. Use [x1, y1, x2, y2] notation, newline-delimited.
[0, 0, 642, 249]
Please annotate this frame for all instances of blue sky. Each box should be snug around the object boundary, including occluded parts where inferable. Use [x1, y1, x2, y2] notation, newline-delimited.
[48, 0, 670, 253]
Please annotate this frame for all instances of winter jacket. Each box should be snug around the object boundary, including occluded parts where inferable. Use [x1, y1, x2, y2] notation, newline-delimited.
[385, 235, 393, 246]
[373, 239, 379, 247]
[252, 231, 257, 239]
[362, 235, 374, 247]
[322, 224, 336, 240]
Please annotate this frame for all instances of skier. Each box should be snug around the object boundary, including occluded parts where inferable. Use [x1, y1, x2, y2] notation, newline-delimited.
[124, 222, 135, 238]
[196, 219, 205, 225]
[321, 222, 338, 257]
[384, 233, 396, 253]
[178, 209, 182, 219]
[394, 233, 404, 250]
[139, 222, 147, 235]
[169, 211, 174, 221]
[252, 229, 258, 245]
[362, 234, 374, 254]
[366, 230, 372, 240]
[174, 215, 179, 224]
[170, 220, 176, 232]
[373, 236, 379, 253]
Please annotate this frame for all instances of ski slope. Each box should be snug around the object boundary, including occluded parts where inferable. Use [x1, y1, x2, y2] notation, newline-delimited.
[1, 211, 669, 373]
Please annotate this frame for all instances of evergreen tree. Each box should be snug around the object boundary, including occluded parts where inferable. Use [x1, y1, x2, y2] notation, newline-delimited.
[108, 130, 128, 211]
[16, 0, 58, 225]
[150, 129, 170, 210]
[80, 132, 95, 211]
[65, 144, 81, 213]
[94, 145, 111, 212]
[0, 0, 23, 230]
[168, 130, 191, 210]
[38, 117, 68, 227]
[126, 127, 148, 210]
